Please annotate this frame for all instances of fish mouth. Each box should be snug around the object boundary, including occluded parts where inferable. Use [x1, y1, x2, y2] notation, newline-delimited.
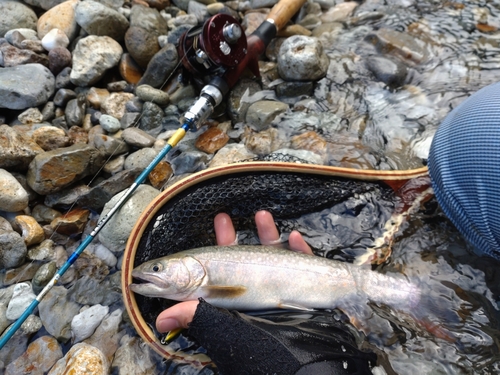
[130, 270, 169, 296]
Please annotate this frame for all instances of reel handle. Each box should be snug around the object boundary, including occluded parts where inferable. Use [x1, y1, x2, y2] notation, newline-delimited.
[266, 0, 307, 31]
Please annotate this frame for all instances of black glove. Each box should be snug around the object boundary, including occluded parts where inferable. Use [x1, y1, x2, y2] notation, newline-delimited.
[187, 298, 376, 375]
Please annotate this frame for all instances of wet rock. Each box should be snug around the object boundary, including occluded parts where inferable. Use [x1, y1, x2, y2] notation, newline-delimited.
[366, 55, 408, 88]
[70, 35, 123, 87]
[112, 334, 166, 374]
[169, 149, 210, 175]
[32, 261, 57, 294]
[38, 285, 81, 342]
[0, 126, 43, 170]
[0, 2, 37, 37]
[0, 315, 42, 370]
[14, 215, 45, 246]
[48, 343, 109, 375]
[208, 143, 257, 168]
[48, 46, 72, 75]
[0, 169, 29, 212]
[98, 185, 159, 252]
[290, 130, 328, 157]
[5, 336, 63, 375]
[246, 100, 289, 131]
[41, 28, 70, 51]
[195, 127, 230, 154]
[84, 308, 124, 362]
[148, 161, 173, 189]
[71, 304, 109, 343]
[76, 168, 141, 211]
[32, 206, 61, 225]
[32, 126, 71, 151]
[277, 35, 329, 81]
[68, 275, 120, 306]
[119, 53, 143, 84]
[89, 244, 117, 268]
[68, 125, 88, 144]
[125, 26, 160, 69]
[135, 84, 170, 106]
[99, 114, 121, 133]
[0, 64, 55, 110]
[137, 43, 179, 89]
[92, 133, 130, 156]
[50, 208, 89, 235]
[121, 127, 156, 147]
[6, 283, 36, 320]
[243, 126, 283, 155]
[227, 79, 263, 123]
[276, 81, 314, 98]
[37, 0, 79, 41]
[365, 28, 430, 65]
[320, 1, 358, 23]
[27, 144, 106, 195]
[75, 0, 129, 41]
[28, 238, 56, 260]
[101, 92, 135, 119]
[0, 230, 27, 269]
[3, 261, 42, 286]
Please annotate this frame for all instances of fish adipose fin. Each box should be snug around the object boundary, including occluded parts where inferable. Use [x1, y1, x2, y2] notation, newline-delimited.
[203, 285, 247, 298]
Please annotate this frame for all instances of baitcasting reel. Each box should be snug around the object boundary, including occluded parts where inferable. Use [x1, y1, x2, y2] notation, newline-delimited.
[178, 14, 248, 82]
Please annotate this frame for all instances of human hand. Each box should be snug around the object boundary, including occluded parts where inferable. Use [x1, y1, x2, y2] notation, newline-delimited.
[156, 210, 312, 333]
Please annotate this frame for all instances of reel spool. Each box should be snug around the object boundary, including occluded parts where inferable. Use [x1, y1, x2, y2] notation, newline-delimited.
[178, 14, 248, 78]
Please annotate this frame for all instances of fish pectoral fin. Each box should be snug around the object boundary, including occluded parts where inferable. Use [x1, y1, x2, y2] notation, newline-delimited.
[202, 285, 247, 298]
[278, 302, 316, 312]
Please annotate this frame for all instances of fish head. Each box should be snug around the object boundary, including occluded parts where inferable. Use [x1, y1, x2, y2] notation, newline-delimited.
[130, 254, 206, 300]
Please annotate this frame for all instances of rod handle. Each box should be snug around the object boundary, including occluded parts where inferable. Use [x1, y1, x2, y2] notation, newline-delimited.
[266, 0, 307, 31]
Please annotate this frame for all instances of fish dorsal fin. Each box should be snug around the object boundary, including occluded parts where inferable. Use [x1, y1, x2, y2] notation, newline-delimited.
[202, 285, 247, 298]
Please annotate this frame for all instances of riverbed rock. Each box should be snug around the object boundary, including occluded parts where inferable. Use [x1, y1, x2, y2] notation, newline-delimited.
[121, 127, 156, 148]
[71, 304, 109, 343]
[38, 285, 81, 342]
[111, 334, 166, 374]
[136, 43, 179, 88]
[47, 343, 109, 375]
[75, 0, 129, 41]
[0, 64, 55, 110]
[27, 144, 106, 195]
[277, 35, 329, 81]
[70, 35, 123, 86]
[124, 148, 158, 170]
[0, 169, 29, 212]
[5, 336, 63, 375]
[98, 185, 160, 252]
[41, 28, 69, 51]
[6, 282, 36, 320]
[0, 1, 37, 37]
[32, 125, 71, 151]
[14, 215, 45, 246]
[37, 0, 79, 41]
[84, 308, 124, 362]
[0, 230, 27, 269]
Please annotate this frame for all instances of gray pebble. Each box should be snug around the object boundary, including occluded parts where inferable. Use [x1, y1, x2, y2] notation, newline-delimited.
[124, 148, 158, 170]
[121, 127, 156, 148]
[0, 230, 27, 269]
[135, 84, 170, 106]
[120, 112, 141, 129]
[99, 114, 121, 133]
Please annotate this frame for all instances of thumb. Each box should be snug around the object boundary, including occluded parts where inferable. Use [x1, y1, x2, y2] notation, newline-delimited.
[156, 300, 200, 333]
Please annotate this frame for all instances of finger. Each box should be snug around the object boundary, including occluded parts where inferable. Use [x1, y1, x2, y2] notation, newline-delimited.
[255, 210, 281, 245]
[214, 213, 237, 245]
[289, 230, 314, 255]
[156, 300, 199, 332]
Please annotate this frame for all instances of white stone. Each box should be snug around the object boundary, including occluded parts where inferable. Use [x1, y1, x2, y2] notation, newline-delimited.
[0, 169, 29, 212]
[92, 244, 117, 268]
[71, 304, 109, 343]
[6, 283, 36, 320]
[41, 28, 70, 51]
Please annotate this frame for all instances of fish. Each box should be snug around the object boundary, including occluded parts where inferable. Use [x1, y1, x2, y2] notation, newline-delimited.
[130, 245, 425, 335]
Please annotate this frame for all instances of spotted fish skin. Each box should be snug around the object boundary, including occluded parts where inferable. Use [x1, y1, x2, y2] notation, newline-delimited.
[130, 245, 420, 314]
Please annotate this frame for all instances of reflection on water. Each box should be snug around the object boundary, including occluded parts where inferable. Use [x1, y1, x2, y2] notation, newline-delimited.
[159, 0, 500, 373]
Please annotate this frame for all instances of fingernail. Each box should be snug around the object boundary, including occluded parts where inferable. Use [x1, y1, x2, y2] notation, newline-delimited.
[157, 318, 180, 333]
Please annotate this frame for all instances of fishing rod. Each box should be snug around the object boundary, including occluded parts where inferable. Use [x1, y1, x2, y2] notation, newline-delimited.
[0, 0, 306, 349]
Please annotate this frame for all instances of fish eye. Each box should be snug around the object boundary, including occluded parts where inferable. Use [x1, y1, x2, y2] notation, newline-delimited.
[151, 263, 162, 272]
